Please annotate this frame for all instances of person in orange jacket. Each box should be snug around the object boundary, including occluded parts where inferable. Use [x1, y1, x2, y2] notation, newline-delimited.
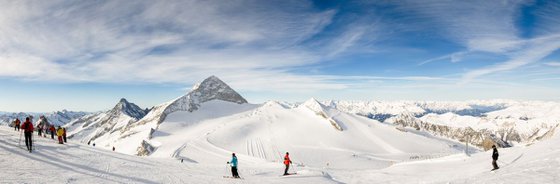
[21, 117, 34, 152]
[49, 125, 55, 139]
[56, 127, 64, 144]
[283, 152, 292, 175]
[14, 118, 21, 131]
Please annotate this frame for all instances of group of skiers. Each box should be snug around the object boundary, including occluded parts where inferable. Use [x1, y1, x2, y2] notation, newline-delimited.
[226, 152, 293, 178]
[12, 117, 68, 152]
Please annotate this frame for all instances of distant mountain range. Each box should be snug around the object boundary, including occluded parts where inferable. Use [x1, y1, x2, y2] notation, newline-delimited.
[0, 110, 89, 127]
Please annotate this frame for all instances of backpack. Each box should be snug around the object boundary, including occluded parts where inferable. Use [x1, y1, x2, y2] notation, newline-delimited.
[22, 122, 28, 130]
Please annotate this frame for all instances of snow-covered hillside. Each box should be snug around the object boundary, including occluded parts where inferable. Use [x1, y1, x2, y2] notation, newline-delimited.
[0, 110, 88, 127]
[65, 98, 148, 146]
[328, 100, 560, 149]
[2, 120, 559, 183]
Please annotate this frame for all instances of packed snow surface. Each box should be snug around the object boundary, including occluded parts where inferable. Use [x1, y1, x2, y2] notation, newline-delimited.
[2, 125, 559, 183]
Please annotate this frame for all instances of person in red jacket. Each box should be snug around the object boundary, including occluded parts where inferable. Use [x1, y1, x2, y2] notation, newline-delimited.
[21, 117, 34, 153]
[49, 125, 55, 139]
[283, 152, 292, 175]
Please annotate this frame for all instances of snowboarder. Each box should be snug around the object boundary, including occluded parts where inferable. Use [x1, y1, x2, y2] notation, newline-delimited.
[14, 118, 21, 131]
[227, 153, 240, 178]
[21, 117, 34, 153]
[283, 152, 292, 175]
[49, 125, 55, 139]
[56, 126, 64, 144]
[62, 128, 67, 143]
[492, 145, 499, 170]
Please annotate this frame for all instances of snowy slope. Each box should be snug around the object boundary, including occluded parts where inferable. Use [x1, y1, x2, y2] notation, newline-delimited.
[148, 98, 461, 170]
[2, 119, 560, 183]
[65, 98, 147, 147]
[0, 126, 339, 184]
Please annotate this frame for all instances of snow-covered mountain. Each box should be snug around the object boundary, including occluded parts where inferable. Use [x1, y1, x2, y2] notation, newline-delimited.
[326, 100, 560, 150]
[0, 110, 88, 127]
[65, 98, 148, 145]
[62, 76, 559, 171]
[63, 76, 463, 171]
[66, 76, 250, 155]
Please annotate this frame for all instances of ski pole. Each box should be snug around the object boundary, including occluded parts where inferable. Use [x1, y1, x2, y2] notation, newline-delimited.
[290, 162, 295, 174]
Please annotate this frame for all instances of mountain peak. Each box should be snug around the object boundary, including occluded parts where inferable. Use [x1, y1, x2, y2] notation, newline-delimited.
[302, 97, 326, 113]
[119, 98, 128, 103]
[112, 98, 146, 120]
[164, 76, 248, 113]
[189, 76, 247, 104]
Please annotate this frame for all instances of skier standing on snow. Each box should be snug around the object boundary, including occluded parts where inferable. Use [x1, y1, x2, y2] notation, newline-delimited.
[62, 128, 67, 143]
[283, 152, 292, 175]
[14, 118, 21, 131]
[49, 125, 55, 139]
[56, 126, 64, 144]
[37, 123, 43, 137]
[21, 117, 34, 153]
[492, 145, 499, 170]
[227, 153, 240, 178]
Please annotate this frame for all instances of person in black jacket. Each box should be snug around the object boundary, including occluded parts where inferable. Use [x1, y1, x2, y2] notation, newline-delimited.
[492, 145, 499, 170]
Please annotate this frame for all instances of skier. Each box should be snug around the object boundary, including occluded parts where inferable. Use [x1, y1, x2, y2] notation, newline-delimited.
[14, 118, 21, 131]
[37, 123, 43, 137]
[283, 152, 292, 175]
[93, 143, 95, 147]
[112, 146, 115, 151]
[62, 128, 67, 143]
[56, 126, 64, 144]
[49, 125, 55, 139]
[227, 153, 240, 178]
[492, 145, 499, 170]
[21, 117, 34, 153]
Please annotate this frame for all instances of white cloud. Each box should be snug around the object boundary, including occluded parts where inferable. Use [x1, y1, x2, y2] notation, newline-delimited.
[0, 0, 345, 91]
[461, 35, 560, 84]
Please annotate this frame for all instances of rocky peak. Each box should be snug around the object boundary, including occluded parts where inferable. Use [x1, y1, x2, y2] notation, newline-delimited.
[112, 98, 146, 120]
[189, 75, 248, 104]
[164, 76, 248, 113]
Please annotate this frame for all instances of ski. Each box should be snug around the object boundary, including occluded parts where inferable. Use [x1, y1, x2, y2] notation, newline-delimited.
[280, 173, 297, 177]
[222, 176, 243, 179]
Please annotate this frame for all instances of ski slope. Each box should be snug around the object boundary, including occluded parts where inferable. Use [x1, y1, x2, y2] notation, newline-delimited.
[2, 124, 560, 183]
[147, 99, 462, 169]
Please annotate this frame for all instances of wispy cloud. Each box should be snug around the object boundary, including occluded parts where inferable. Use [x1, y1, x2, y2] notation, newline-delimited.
[544, 62, 560, 67]
[461, 35, 560, 83]
[0, 0, 345, 91]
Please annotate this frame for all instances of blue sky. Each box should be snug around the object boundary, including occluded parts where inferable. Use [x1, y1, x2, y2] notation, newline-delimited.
[0, 0, 559, 112]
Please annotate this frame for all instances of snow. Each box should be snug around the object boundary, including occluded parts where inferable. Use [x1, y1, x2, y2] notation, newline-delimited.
[2, 122, 560, 183]
[4, 76, 559, 183]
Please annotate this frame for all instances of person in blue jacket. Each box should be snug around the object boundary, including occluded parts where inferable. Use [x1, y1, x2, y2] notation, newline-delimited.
[227, 153, 240, 178]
